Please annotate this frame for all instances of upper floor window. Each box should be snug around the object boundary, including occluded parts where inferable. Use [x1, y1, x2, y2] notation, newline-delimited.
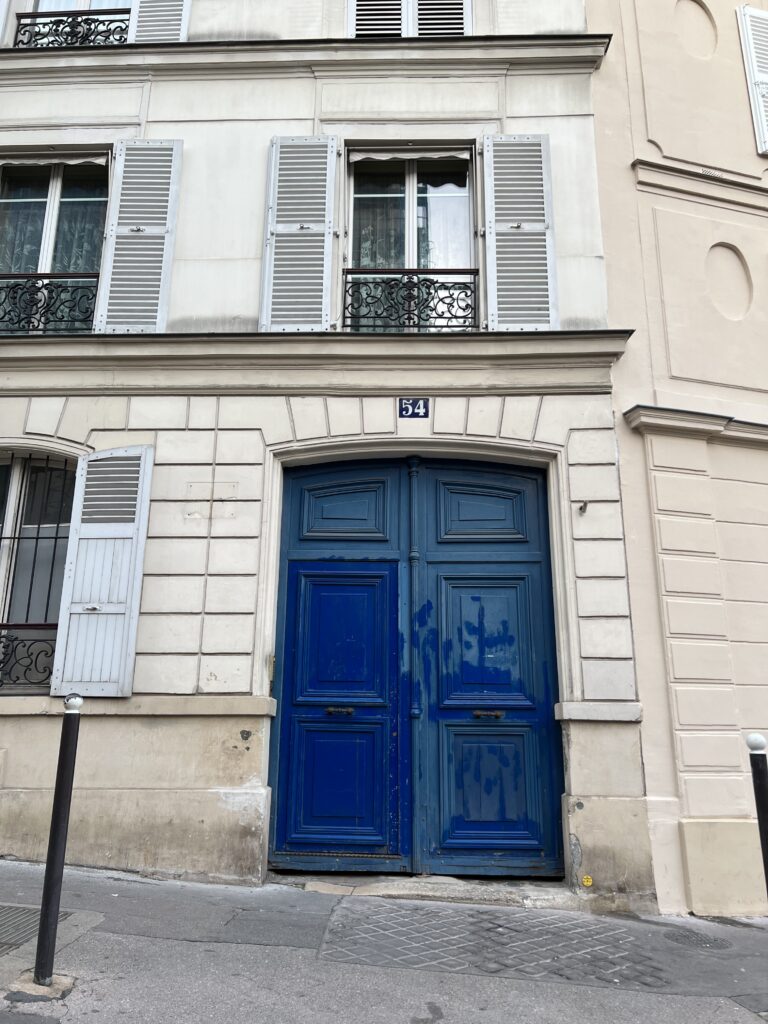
[347, 156, 476, 330]
[738, 5, 768, 156]
[260, 135, 557, 335]
[0, 163, 107, 333]
[0, 140, 182, 337]
[350, 0, 470, 38]
[12, 0, 189, 48]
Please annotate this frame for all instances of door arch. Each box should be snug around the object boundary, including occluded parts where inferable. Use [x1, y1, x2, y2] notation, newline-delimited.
[268, 456, 563, 876]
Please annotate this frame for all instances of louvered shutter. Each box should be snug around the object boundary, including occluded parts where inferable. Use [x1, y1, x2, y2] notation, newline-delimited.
[483, 135, 557, 331]
[350, 0, 405, 36]
[738, 6, 768, 155]
[128, 0, 190, 43]
[259, 136, 337, 332]
[415, 0, 468, 36]
[94, 140, 181, 334]
[51, 446, 153, 698]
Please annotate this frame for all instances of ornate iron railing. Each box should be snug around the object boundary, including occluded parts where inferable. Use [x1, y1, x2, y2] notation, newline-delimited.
[14, 8, 130, 48]
[0, 624, 57, 692]
[0, 274, 98, 335]
[343, 269, 478, 332]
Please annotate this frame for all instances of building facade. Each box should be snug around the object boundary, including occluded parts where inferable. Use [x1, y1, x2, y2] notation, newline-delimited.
[0, 0, 765, 915]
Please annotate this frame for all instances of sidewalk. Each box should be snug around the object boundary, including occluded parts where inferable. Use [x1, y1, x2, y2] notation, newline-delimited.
[0, 861, 766, 1024]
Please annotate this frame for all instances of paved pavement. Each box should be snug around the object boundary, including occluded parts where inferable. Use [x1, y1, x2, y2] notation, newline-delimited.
[0, 860, 766, 1023]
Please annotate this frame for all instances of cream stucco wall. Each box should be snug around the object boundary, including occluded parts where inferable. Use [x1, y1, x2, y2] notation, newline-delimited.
[588, 0, 768, 915]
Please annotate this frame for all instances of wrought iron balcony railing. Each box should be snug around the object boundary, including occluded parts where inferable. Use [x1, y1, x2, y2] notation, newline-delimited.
[14, 8, 130, 48]
[0, 624, 57, 693]
[0, 274, 98, 335]
[343, 269, 478, 332]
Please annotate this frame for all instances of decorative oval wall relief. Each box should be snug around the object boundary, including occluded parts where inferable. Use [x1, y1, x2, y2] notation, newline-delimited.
[674, 0, 717, 59]
[706, 243, 753, 321]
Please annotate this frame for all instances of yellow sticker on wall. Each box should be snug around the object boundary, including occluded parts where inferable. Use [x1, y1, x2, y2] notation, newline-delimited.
[582, 875, 594, 888]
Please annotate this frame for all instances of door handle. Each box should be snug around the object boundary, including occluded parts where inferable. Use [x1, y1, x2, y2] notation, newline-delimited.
[472, 710, 504, 719]
[325, 706, 354, 716]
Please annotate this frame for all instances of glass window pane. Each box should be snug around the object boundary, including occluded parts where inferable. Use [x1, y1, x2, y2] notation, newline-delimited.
[60, 165, 108, 201]
[417, 160, 471, 269]
[352, 164, 406, 268]
[36, 0, 78, 10]
[0, 464, 9, 534]
[7, 463, 75, 624]
[52, 167, 108, 274]
[0, 169, 50, 275]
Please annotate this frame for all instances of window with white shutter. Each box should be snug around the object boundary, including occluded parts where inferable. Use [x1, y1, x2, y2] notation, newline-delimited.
[349, 0, 469, 37]
[259, 136, 337, 332]
[738, 6, 768, 155]
[127, 0, 190, 43]
[483, 135, 557, 331]
[93, 139, 182, 334]
[50, 446, 153, 698]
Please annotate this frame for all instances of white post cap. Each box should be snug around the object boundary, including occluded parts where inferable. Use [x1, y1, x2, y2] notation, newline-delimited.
[746, 732, 767, 753]
[63, 693, 84, 713]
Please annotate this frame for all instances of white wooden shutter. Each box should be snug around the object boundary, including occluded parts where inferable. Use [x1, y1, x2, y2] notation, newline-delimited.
[51, 446, 153, 698]
[128, 0, 190, 43]
[483, 135, 557, 331]
[94, 140, 181, 334]
[350, 0, 405, 36]
[259, 136, 337, 332]
[415, 0, 468, 36]
[738, 6, 768, 155]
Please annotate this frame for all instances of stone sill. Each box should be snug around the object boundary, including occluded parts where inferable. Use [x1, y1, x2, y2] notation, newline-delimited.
[0, 695, 276, 717]
[555, 701, 642, 722]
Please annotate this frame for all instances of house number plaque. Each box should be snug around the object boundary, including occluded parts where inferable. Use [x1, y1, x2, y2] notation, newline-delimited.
[398, 398, 430, 419]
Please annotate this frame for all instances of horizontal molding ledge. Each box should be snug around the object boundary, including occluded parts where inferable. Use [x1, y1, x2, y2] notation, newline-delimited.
[0, 695, 276, 717]
[633, 160, 768, 213]
[0, 35, 611, 81]
[555, 701, 642, 723]
[0, 330, 631, 395]
[625, 404, 768, 444]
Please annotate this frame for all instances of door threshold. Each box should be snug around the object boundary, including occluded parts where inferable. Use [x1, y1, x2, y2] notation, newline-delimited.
[266, 871, 657, 915]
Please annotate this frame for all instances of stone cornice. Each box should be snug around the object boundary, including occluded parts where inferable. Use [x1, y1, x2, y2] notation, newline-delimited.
[0, 330, 631, 396]
[633, 160, 768, 213]
[0, 34, 611, 83]
[625, 404, 768, 445]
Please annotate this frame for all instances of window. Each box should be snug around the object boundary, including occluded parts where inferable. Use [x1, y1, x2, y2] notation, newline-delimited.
[346, 156, 477, 330]
[0, 454, 76, 693]
[0, 446, 154, 698]
[259, 134, 557, 334]
[0, 163, 107, 333]
[0, 140, 182, 336]
[350, 0, 470, 38]
[13, 0, 190, 47]
[738, 6, 768, 155]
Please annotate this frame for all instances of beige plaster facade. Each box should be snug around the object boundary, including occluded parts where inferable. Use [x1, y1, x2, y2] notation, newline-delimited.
[588, 0, 768, 914]
[0, 0, 765, 915]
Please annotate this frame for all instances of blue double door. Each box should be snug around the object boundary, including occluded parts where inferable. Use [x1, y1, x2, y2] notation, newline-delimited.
[269, 459, 563, 876]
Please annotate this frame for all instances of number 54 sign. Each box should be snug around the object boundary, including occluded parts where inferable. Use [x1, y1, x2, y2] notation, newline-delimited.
[398, 398, 430, 419]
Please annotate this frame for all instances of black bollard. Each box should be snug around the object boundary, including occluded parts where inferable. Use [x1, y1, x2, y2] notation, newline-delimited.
[747, 733, 768, 899]
[34, 694, 83, 987]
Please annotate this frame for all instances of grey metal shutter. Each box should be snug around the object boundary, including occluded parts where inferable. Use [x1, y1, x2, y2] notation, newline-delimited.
[483, 135, 557, 331]
[128, 0, 190, 43]
[51, 446, 153, 698]
[738, 6, 768, 155]
[259, 136, 337, 332]
[350, 0, 405, 36]
[94, 140, 181, 334]
[415, 0, 468, 36]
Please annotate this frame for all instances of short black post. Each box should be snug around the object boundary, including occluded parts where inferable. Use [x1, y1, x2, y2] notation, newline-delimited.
[34, 694, 83, 987]
[747, 733, 768, 899]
